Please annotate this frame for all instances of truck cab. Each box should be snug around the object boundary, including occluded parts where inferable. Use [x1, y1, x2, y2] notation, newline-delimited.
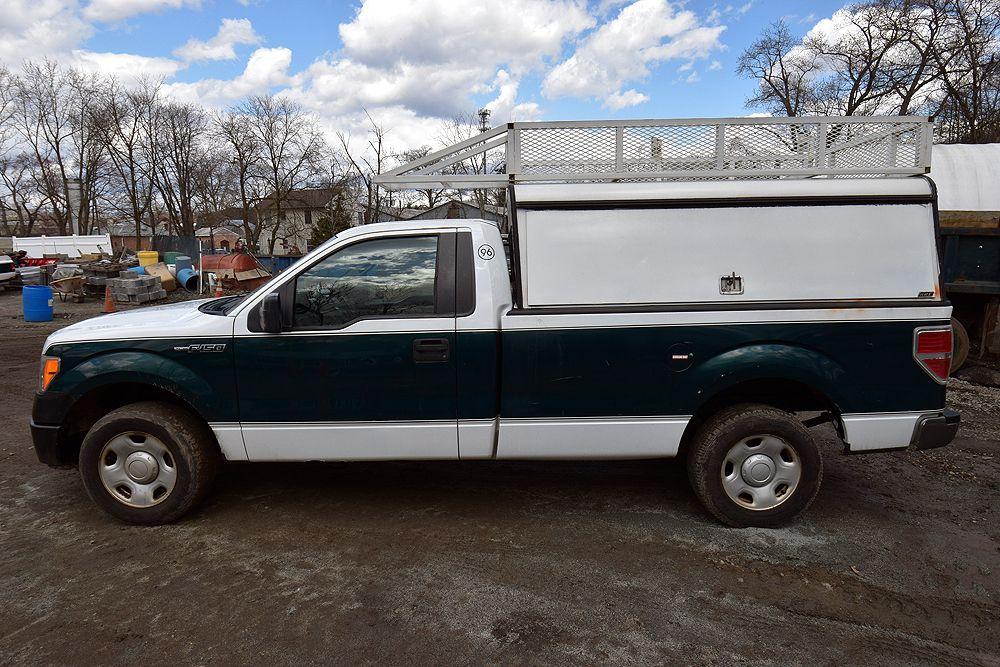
[31, 116, 960, 527]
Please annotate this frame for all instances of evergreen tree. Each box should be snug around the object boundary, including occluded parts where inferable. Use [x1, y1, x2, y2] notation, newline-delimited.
[309, 192, 352, 247]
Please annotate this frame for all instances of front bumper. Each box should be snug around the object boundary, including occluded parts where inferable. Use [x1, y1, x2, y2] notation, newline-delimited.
[30, 419, 68, 466]
[31, 391, 76, 467]
[910, 409, 961, 451]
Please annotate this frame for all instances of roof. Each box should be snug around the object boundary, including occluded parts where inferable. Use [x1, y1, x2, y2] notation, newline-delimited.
[513, 178, 933, 204]
[930, 144, 1000, 211]
[259, 186, 342, 211]
[407, 199, 507, 220]
[194, 225, 242, 238]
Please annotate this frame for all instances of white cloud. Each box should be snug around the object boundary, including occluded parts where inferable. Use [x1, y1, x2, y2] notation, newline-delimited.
[0, 1, 93, 65]
[276, 0, 595, 143]
[339, 0, 593, 74]
[542, 0, 724, 107]
[163, 47, 291, 105]
[604, 89, 649, 110]
[709, 59, 723, 70]
[71, 50, 182, 83]
[173, 18, 261, 62]
[83, 0, 202, 23]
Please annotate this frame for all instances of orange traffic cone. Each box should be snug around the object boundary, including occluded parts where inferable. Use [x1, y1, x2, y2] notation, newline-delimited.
[214, 283, 224, 298]
[103, 285, 116, 313]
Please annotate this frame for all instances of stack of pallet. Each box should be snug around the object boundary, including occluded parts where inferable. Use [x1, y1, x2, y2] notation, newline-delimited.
[109, 271, 168, 304]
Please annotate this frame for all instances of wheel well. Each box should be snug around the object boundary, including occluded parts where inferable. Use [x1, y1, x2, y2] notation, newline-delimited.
[678, 378, 839, 455]
[59, 383, 211, 464]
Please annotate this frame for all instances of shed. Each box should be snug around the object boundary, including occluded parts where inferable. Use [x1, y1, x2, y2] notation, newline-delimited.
[930, 144, 1000, 227]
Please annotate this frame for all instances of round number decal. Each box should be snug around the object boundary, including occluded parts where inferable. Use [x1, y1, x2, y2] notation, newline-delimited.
[477, 244, 496, 260]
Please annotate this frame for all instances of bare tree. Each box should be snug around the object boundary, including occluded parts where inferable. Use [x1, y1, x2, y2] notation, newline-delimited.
[154, 102, 209, 236]
[933, 0, 1000, 142]
[214, 108, 266, 249]
[738, 0, 1000, 144]
[10, 60, 77, 233]
[338, 110, 391, 225]
[96, 78, 161, 240]
[737, 20, 823, 116]
[396, 145, 445, 209]
[437, 112, 503, 218]
[240, 95, 327, 253]
[0, 152, 49, 235]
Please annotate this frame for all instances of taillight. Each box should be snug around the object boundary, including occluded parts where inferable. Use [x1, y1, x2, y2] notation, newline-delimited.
[40, 356, 60, 392]
[914, 327, 952, 383]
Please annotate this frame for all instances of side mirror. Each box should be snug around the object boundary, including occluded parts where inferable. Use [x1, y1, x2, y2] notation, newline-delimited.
[260, 292, 283, 334]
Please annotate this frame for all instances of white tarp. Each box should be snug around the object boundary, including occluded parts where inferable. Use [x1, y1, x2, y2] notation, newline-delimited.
[13, 234, 113, 258]
[931, 143, 1000, 212]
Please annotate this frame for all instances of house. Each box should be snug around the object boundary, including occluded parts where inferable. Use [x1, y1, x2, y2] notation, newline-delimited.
[107, 221, 157, 252]
[259, 186, 345, 256]
[194, 224, 242, 252]
[405, 199, 507, 227]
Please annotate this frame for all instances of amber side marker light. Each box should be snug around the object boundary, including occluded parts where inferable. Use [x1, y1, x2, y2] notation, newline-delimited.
[40, 357, 60, 391]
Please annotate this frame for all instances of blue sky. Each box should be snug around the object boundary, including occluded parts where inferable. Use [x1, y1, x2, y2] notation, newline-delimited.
[1, 0, 849, 146]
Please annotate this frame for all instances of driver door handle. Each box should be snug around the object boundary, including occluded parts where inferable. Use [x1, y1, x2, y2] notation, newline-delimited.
[413, 338, 450, 363]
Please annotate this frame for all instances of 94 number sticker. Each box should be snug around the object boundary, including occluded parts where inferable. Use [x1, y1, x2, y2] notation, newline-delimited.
[477, 244, 495, 260]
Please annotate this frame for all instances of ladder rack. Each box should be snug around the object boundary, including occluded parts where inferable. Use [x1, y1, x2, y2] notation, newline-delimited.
[375, 116, 933, 189]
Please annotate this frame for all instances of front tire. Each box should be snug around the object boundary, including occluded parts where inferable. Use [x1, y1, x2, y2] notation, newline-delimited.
[79, 401, 218, 525]
[687, 404, 822, 528]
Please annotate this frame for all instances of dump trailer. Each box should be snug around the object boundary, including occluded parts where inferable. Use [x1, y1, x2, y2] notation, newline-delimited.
[31, 116, 958, 528]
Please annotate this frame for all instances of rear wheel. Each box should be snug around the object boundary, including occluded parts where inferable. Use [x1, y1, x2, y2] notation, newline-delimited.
[687, 404, 822, 528]
[79, 401, 218, 525]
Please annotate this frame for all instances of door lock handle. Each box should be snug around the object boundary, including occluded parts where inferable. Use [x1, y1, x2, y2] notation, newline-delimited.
[413, 338, 450, 363]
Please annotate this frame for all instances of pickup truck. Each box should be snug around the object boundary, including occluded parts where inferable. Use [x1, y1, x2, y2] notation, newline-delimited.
[31, 174, 959, 528]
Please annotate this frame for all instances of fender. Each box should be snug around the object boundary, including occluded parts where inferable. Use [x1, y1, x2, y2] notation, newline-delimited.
[680, 343, 854, 414]
[45, 348, 238, 423]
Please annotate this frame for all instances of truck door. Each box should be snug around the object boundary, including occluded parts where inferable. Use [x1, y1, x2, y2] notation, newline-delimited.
[234, 231, 460, 460]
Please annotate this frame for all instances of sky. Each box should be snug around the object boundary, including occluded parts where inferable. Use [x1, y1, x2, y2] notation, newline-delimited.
[0, 0, 849, 149]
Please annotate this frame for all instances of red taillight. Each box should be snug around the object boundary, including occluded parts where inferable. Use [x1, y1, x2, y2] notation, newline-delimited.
[914, 327, 953, 383]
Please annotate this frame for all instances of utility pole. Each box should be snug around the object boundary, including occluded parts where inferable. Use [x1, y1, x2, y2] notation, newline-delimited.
[476, 108, 491, 219]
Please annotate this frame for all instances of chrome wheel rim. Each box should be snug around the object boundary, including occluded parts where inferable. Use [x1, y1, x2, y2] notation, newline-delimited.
[98, 432, 177, 508]
[721, 434, 801, 511]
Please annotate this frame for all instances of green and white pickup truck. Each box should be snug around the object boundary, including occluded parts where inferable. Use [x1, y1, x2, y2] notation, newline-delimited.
[31, 117, 959, 527]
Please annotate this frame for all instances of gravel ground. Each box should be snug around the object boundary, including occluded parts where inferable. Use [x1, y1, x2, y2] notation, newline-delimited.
[0, 291, 998, 665]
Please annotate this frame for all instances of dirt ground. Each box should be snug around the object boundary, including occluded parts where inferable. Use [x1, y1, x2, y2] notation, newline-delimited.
[1, 290, 998, 665]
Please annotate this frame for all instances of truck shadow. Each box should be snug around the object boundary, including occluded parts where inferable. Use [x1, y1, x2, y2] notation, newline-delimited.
[207, 458, 701, 520]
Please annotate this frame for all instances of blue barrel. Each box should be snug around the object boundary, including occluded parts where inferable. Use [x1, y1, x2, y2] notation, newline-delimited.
[177, 267, 199, 291]
[175, 255, 193, 273]
[23, 285, 54, 322]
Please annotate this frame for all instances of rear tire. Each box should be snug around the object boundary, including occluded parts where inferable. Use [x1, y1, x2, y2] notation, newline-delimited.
[951, 317, 970, 372]
[79, 401, 218, 525]
[687, 404, 822, 528]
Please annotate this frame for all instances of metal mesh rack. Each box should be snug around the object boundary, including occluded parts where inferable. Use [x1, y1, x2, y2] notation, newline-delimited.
[375, 116, 933, 189]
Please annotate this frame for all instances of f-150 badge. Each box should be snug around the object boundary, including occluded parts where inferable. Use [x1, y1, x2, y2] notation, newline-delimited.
[173, 343, 227, 353]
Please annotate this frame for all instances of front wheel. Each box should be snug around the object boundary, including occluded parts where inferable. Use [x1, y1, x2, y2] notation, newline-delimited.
[79, 401, 218, 525]
[687, 404, 822, 528]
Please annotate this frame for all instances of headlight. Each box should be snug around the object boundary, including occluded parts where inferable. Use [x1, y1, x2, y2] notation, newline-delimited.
[39, 356, 60, 392]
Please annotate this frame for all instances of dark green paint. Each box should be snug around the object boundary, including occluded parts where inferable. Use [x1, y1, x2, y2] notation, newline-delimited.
[500, 320, 949, 417]
[234, 331, 457, 422]
[45, 339, 239, 422]
[457, 331, 500, 419]
[42, 318, 948, 427]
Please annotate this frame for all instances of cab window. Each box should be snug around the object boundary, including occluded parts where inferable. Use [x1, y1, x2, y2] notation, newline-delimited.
[293, 235, 438, 328]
